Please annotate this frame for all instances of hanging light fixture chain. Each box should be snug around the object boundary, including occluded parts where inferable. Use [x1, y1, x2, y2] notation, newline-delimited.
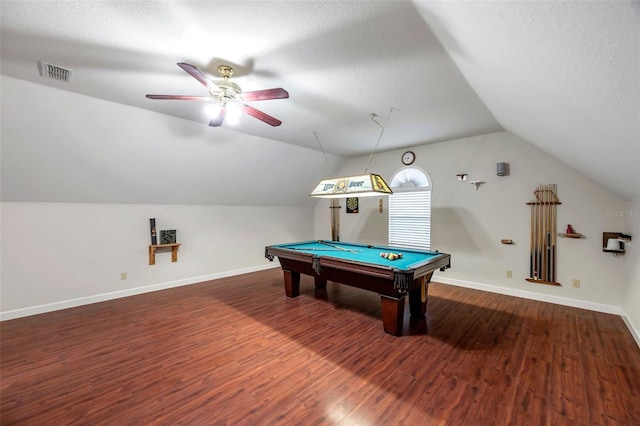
[314, 131, 338, 176]
[364, 107, 395, 174]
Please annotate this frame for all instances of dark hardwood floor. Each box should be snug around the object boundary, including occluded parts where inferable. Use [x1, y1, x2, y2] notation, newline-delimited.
[2, 268, 639, 425]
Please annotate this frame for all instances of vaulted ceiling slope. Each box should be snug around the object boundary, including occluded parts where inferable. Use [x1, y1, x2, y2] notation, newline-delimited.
[1, 1, 638, 202]
[415, 1, 639, 201]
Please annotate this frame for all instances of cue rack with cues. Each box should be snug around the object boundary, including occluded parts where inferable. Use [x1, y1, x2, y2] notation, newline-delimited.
[526, 184, 561, 286]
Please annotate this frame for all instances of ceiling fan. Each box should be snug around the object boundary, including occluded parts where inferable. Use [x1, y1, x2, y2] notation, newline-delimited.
[146, 62, 289, 127]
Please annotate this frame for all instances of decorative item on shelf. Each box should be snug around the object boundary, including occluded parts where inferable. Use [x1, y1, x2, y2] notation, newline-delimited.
[159, 229, 177, 244]
[456, 173, 468, 181]
[602, 232, 631, 255]
[606, 238, 622, 251]
[346, 197, 359, 214]
[149, 218, 157, 245]
[562, 224, 584, 238]
[526, 184, 561, 286]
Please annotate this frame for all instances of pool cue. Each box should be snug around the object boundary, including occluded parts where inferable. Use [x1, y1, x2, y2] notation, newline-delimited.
[318, 240, 360, 253]
[536, 187, 542, 279]
[539, 187, 543, 280]
[546, 185, 551, 281]
[545, 184, 554, 282]
[540, 185, 547, 281]
[548, 185, 552, 281]
[290, 248, 345, 251]
[533, 196, 540, 279]
[551, 184, 557, 281]
[544, 185, 548, 281]
[551, 185, 554, 279]
[538, 186, 544, 279]
[532, 192, 537, 279]
[529, 201, 534, 278]
[546, 231, 552, 282]
[553, 184, 556, 278]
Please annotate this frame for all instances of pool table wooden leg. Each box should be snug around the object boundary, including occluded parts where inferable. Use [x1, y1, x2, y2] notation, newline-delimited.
[314, 277, 327, 289]
[409, 273, 432, 317]
[381, 295, 405, 336]
[283, 270, 300, 297]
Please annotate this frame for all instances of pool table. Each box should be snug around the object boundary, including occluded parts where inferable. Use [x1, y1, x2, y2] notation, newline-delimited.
[265, 240, 451, 336]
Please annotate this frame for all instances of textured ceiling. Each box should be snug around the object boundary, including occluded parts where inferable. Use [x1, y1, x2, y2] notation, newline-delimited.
[1, 0, 638, 201]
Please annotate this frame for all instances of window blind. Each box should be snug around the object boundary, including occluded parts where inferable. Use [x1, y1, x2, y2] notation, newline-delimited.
[388, 190, 431, 250]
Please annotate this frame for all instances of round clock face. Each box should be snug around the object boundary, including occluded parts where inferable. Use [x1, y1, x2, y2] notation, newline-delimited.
[402, 151, 415, 165]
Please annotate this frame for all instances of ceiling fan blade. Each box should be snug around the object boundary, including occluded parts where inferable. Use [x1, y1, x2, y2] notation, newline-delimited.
[209, 108, 226, 127]
[177, 62, 212, 89]
[242, 105, 282, 127]
[146, 95, 211, 101]
[242, 88, 289, 102]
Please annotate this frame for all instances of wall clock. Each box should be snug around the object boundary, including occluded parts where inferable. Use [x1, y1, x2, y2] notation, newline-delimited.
[401, 151, 415, 165]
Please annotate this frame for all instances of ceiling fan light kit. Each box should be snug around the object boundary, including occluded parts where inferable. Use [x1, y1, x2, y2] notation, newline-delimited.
[146, 62, 288, 127]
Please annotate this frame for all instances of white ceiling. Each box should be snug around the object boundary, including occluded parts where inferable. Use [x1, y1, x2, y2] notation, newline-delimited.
[1, 0, 638, 201]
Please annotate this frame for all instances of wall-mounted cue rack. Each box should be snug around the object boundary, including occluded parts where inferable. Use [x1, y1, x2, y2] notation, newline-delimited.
[526, 184, 561, 286]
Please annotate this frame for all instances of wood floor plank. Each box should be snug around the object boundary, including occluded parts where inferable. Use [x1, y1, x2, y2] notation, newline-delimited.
[549, 341, 591, 424]
[2, 270, 639, 425]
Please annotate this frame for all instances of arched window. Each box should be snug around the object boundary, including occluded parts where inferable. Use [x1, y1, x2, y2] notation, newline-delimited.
[388, 167, 432, 250]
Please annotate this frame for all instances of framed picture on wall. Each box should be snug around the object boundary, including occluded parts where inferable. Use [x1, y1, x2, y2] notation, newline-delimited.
[159, 229, 177, 244]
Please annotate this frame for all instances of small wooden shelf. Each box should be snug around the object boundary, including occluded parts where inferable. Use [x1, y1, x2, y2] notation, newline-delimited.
[525, 278, 561, 286]
[559, 233, 584, 239]
[602, 232, 631, 255]
[149, 243, 181, 265]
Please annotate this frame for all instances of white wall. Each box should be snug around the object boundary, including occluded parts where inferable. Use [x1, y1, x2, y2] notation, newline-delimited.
[0, 202, 312, 319]
[1, 76, 344, 207]
[315, 131, 633, 318]
[622, 199, 640, 344]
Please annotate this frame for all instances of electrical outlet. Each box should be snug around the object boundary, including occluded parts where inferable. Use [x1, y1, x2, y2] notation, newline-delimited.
[572, 278, 580, 288]
[120, 272, 127, 280]
[506, 270, 512, 278]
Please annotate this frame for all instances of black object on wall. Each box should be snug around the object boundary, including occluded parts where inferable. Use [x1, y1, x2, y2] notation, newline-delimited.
[150, 218, 157, 245]
[497, 162, 509, 176]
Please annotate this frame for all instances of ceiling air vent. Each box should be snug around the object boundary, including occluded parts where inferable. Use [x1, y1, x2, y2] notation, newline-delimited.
[38, 61, 73, 82]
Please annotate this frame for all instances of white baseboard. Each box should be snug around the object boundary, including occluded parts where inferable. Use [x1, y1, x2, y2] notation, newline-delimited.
[621, 315, 640, 349]
[434, 276, 624, 314]
[0, 263, 280, 321]
[435, 276, 639, 348]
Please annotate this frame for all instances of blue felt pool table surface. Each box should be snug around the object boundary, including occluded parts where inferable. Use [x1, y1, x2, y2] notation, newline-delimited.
[268, 240, 444, 271]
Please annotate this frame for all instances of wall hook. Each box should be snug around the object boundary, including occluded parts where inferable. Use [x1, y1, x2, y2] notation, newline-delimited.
[469, 180, 485, 190]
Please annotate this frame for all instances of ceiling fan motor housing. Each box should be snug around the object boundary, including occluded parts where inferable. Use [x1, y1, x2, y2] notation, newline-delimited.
[212, 79, 242, 102]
